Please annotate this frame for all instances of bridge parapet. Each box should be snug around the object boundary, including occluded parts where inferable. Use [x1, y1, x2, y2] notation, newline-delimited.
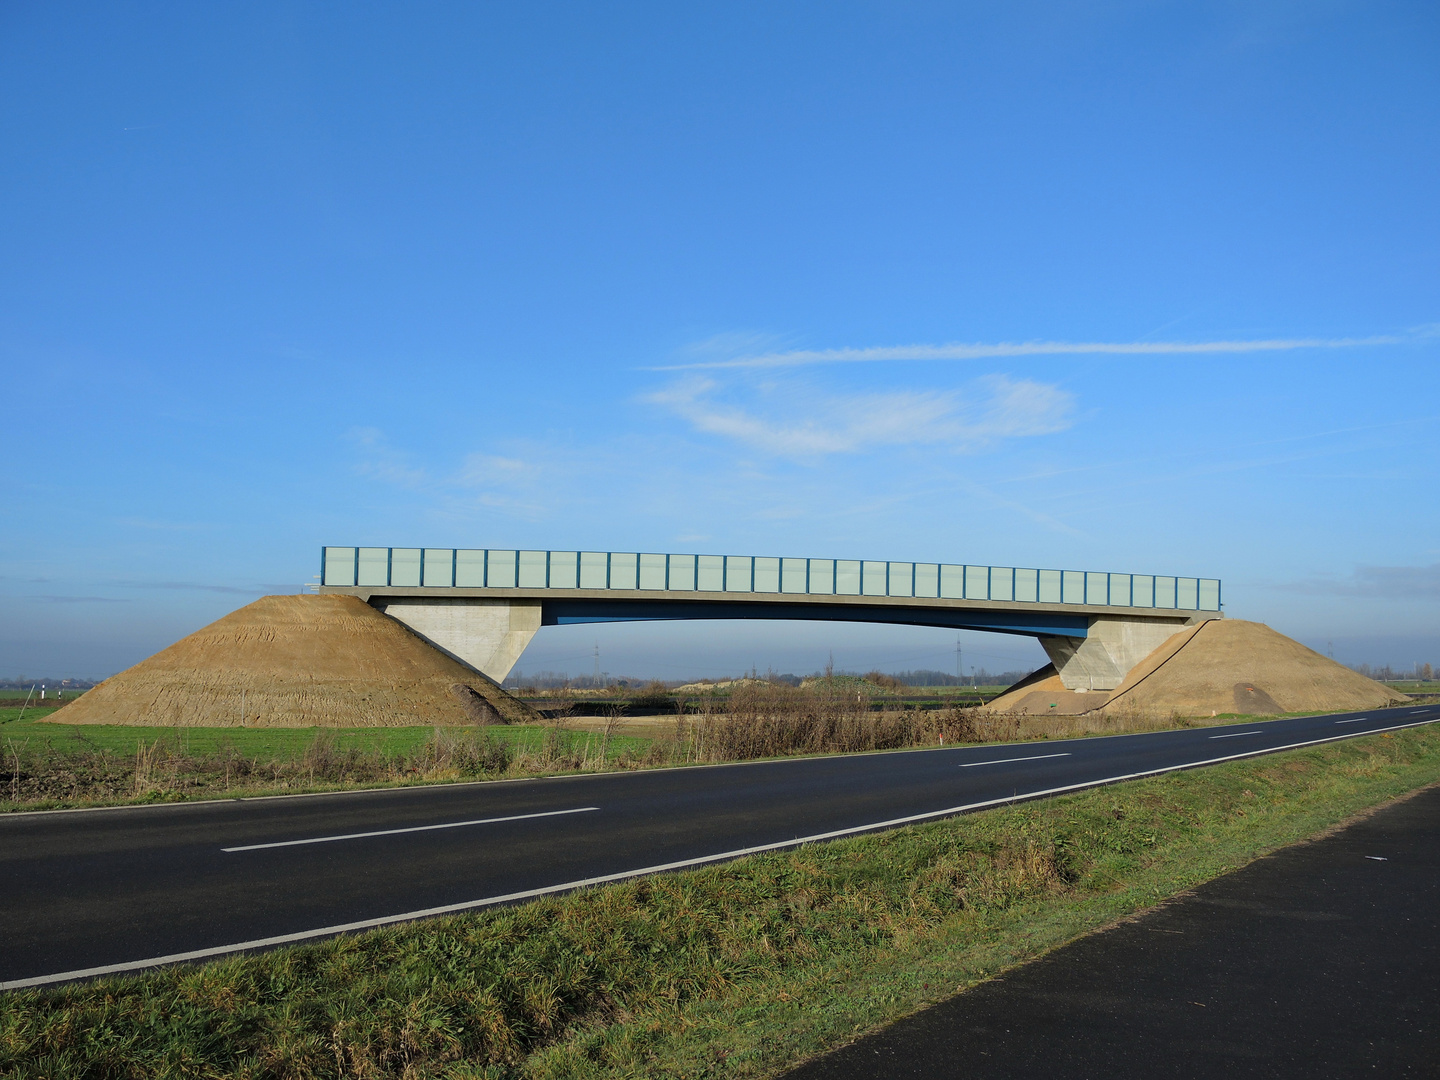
[320, 547, 1221, 612]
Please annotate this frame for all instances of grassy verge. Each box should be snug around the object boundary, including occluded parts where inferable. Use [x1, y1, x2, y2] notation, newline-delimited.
[3, 723, 1437, 1079]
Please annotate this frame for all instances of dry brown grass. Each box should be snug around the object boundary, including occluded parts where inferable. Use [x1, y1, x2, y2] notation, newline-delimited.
[654, 680, 1195, 764]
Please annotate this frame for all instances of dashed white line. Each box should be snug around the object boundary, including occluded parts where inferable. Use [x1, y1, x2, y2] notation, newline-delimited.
[222, 806, 599, 852]
[1335, 718, 1365, 724]
[1208, 730, 1264, 739]
[959, 752, 1071, 767]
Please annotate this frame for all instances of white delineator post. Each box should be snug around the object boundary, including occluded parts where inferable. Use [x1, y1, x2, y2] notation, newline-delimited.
[371, 598, 542, 683]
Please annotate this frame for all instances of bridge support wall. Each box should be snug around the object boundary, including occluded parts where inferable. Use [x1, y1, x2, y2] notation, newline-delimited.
[372, 598, 541, 682]
[1039, 615, 1201, 691]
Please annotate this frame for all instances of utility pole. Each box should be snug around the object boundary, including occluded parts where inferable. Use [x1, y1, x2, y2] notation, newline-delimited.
[593, 643, 601, 688]
[956, 638, 962, 685]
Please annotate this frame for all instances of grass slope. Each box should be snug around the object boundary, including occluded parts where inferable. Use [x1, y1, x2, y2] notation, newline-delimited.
[3, 724, 1438, 1078]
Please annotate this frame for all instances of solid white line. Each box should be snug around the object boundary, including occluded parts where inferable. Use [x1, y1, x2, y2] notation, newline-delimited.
[5, 714, 1437, 992]
[1209, 730, 1263, 739]
[958, 752, 1071, 767]
[221, 806, 598, 852]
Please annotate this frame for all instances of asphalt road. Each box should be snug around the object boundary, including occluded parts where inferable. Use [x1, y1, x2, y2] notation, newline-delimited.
[783, 777, 1440, 1079]
[3, 704, 1437, 989]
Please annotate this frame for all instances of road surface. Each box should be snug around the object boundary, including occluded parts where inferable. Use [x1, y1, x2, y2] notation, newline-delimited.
[3, 703, 1436, 989]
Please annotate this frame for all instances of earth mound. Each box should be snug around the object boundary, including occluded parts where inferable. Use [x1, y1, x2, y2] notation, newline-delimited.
[43, 594, 540, 727]
[986, 620, 1406, 718]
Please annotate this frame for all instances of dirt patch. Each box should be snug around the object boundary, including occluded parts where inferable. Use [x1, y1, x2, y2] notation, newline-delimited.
[42, 595, 540, 728]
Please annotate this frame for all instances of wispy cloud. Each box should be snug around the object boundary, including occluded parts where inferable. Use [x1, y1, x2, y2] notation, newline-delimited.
[650, 330, 1429, 372]
[1279, 564, 1440, 600]
[646, 374, 1073, 458]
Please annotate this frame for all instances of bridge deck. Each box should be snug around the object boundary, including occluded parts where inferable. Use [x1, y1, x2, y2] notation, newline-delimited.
[319, 547, 1221, 634]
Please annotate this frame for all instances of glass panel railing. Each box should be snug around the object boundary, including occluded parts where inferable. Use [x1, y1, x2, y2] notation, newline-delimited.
[808, 558, 835, 594]
[1198, 579, 1221, 611]
[668, 553, 696, 591]
[753, 556, 780, 593]
[781, 557, 807, 593]
[579, 551, 607, 590]
[609, 552, 638, 590]
[548, 551, 578, 589]
[696, 554, 723, 592]
[323, 547, 356, 587]
[517, 550, 547, 588]
[639, 553, 667, 591]
[724, 555, 752, 592]
[357, 547, 388, 587]
[390, 548, 422, 587]
[319, 547, 1218, 612]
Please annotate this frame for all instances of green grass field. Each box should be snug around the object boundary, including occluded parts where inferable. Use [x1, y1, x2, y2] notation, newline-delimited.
[0, 709, 652, 761]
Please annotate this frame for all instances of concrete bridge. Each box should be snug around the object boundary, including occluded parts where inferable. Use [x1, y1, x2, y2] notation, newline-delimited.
[318, 547, 1222, 692]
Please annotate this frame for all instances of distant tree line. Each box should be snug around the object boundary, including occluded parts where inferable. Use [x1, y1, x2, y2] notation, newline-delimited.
[506, 666, 1038, 692]
[1351, 662, 1435, 682]
[0, 677, 99, 690]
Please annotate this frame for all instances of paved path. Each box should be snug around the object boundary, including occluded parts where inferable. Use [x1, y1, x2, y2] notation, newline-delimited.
[3, 704, 1435, 989]
[784, 783, 1440, 1079]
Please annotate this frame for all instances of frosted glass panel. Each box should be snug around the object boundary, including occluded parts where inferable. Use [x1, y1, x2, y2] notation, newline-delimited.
[861, 561, 886, 596]
[609, 552, 638, 589]
[548, 551, 578, 589]
[423, 549, 454, 587]
[915, 563, 939, 598]
[455, 549, 486, 587]
[1198, 579, 1221, 611]
[1177, 577, 1199, 609]
[724, 556, 752, 592]
[753, 556, 780, 593]
[517, 550, 547, 588]
[1038, 569, 1062, 603]
[669, 554, 696, 591]
[696, 555, 723, 592]
[324, 547, 356, 587]
[1155, 576, 1177, 609]
[836, 560, 861, 595]
[1108, 574, 1131, 606]
[781, 557, 807, 593]
[1131, 574, 1153, 607]
[388, 549, 421, 587]
[639, 553, 667, 590]
[1015, 568, 1038, 602]
[940, 564, 963, 599]
[887, 562, 914, 597]
[579, 552, 608, 589]
[990, 566, 1014, 602]
[964, 566, 988, 600]
[357, 547, 389, 587]
[485, 550, 516, 588]
[808, 559, 835, 594]
[1061, 570, 1084, 604]
[1085, 572, 1107, 605]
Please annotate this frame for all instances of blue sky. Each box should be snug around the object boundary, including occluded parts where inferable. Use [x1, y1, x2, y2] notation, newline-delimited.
[2, 2, 1437, 680]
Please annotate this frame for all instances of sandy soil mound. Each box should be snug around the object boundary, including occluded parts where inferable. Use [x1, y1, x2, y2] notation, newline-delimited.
[1104, 619, 1406, 717]
[43, 594, 540, 728]
[981, 664, 1108, 716]
[985, 620, 1405, 718]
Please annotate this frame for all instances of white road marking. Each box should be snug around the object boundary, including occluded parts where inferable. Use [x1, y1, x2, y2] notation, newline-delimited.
[221, 806, 599, 852]
[958, 752, 1071, 768]
[1335, 718, 1365, 724]
[1209, 730, 1263, 739]
[6, 713, 1440, 991]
